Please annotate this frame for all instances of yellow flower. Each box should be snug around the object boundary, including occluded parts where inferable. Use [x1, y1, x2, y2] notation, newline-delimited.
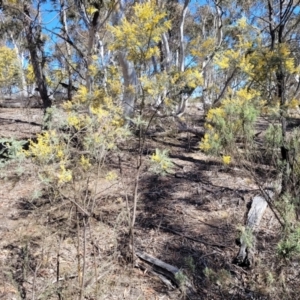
[222, 155, 231, 165]
[199, 134, 211, 152]
[56, 148, 64, 159]
[62, 101, 73, 111]
[151, 152, 161, 163]
[57, 164, 72, 184]
[288, 99, 299, 109]
[237, 17, 247, 29]
[86, 5, 98, 15]
[80, 155, 91, 170]
[213, 133, 219, 141]
[206, 107, 224, 121]
[105, 171, 117, 181]
[215, 54, 230, 69]
[67, 114, 81, 129]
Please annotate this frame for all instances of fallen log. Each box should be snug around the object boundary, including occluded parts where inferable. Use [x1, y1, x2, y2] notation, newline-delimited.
[136, 250, 180, 282]
[234, 190, 274, 267]
[135, 249, 196, 295]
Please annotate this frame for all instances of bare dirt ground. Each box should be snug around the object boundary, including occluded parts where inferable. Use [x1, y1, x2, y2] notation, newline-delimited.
[0, 107, 299, 300]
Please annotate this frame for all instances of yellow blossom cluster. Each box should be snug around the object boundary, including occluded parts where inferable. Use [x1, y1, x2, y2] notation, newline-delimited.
[237, 17, 247, 29]
[80, 155, 91, 170]
[215, 49, 240, 69]
[190, 37, 215, 60]
[25, 64, 35, 85]
[86, 5, 98, 16]
[63, 85, 124, 131]
[199, 133, 212, 152]
[25, 130, 73, 184]
[0, 46, 21, 88]
[183, 69, 203, 89]
[222, 155, 231, 165]
[105, 171, 117, 181]
[200, 88, 261, 156]
[106, 66, 122, 97]
[108, 0, 171, 63]
[150, 149, 173, 174]
[67, 113, 91, 130]
[26, 83, 128, 187]
[26, 130, 66, 164]
[140, 72, 169, 96]
[57, 164, 72, 184]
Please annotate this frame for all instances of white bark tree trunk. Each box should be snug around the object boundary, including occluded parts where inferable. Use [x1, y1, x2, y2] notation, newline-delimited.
[202, 0, 223, 111]
[161, 32, 171, 72]
[179, 0, 189, 73]
[118, 52, 137, 119]
[113, 0, 138, 119]
[176, 0, 190, 116]
[12, 40, 28, 98]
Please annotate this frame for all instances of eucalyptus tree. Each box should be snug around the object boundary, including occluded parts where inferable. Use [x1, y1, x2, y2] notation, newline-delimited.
[0, 0, 53, 109]
[24, 2, 53, 108]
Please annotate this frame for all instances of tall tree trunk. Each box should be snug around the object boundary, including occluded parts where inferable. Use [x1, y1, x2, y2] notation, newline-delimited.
[60, 0, 73, 100]
[12, 38, 28, 98]
[269, 0, 289, 194]
[74, 0, 101, 92]
[113, 0, 137, 119]
[118, 52, 137, 119]
[23, 3, 51, 110]
[161, 32, 171, 72]
[179, 0, 189, 73]
[85, 6, 100, 92]
[203, 0, 223, 111]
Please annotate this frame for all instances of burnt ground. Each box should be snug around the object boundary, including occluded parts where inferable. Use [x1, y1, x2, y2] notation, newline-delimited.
[0, 106, 299, 299]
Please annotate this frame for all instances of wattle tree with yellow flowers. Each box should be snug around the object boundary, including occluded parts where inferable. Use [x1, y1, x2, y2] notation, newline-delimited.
[200, 13, 300, 179]
[199, 2, 300, 261]
[0, 46, 22, 94]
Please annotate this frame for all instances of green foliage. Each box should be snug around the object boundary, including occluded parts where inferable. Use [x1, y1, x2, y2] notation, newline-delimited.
[175, 271, 188, 290]
[277, 226, 300, 259]
[204, 267, 231, 288]
[200, 88, 261, 157]
[274, 192, 300, 259]
[265, 127, 300, 186]
[239, 226, 255, 249]
[276, 193, 296, 225]
[265, 124, 283, 150]
[184, 256, 196, 273]
[0, 138, 26, 166]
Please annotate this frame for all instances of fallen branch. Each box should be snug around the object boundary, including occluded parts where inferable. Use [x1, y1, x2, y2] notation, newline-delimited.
[137, 260, 175, 289]
[135, 249, 196, 297]
[136, 249, 179, 279]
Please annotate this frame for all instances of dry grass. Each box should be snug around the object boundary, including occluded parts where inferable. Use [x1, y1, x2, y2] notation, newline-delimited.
[0, 107, 299, 299]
